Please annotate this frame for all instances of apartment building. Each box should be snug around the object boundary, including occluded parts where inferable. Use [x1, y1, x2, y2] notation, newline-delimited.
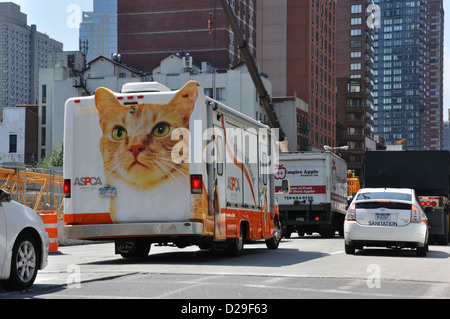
[117, 0, 256, 73]
[373, 0, 444, 150]
[257, 0, 337, 150]
[336, 0, 376, 176]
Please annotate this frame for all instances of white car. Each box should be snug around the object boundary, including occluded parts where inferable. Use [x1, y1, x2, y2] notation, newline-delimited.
[0, 190, 49, 291]
[344, 188, 428, 257]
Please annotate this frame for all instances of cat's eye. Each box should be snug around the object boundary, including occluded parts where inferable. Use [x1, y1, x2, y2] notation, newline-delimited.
[153, 123, 170, 137]
[112, 127, 127, 140]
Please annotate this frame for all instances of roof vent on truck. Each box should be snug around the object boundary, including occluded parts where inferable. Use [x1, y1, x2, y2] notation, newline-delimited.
[121, 82, 171, 93]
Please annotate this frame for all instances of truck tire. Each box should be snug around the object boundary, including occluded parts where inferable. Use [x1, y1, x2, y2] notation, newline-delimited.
[116, 239, 151, 258]
[266, 218, 281, 250]
[226, 223, 245, 257]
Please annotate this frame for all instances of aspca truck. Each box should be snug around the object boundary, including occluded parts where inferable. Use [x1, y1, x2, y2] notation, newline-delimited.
[274, 152, 348, 238]
[63, 80, 281, 257]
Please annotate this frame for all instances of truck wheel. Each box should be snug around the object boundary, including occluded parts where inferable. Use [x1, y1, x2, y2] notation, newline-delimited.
[266, 218, 281, 250]
[116, 239, 151, 258]
[2, 233, 40, 291]
[226, 224, 245, 257]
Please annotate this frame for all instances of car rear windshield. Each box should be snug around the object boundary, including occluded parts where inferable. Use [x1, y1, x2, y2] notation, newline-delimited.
[356, 192, 411, 202]
[355, 202, 412, 210]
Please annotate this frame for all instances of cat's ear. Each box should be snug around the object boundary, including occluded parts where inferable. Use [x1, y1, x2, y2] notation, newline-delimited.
[95, 87, 122, 131]
[171, 81, 200, 108]
[95, 87, 121, 114]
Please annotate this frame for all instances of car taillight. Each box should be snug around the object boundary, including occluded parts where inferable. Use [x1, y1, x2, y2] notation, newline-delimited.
[345, 203, 356, 221]
[191, 175, 203, 194]
[64, 179, 71, 198]
[411, 205, 427, 224]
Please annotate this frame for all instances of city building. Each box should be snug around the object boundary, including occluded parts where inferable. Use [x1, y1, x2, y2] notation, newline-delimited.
[0, 2, 63, 109]
[152, 53, 271, 122]
[423, 0, 444, 150]
[0, 104, 38, 165]
[257, 0, 337, 150]
[38, 51, 146, 160]
[336, 0, 376, 177]
[117, 0, 256, 73]
[79, 0, 118, 63]
[373, 0, 444, 150]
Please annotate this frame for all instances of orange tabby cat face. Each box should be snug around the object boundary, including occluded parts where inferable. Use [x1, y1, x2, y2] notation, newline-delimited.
[95, 81, 199, 189]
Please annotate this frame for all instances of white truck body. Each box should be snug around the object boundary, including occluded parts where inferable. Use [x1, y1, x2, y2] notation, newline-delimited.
[63, 81, 281, 256]
[274, 152, 347, 237]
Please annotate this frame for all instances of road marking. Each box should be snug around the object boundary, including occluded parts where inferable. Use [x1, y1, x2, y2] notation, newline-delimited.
[330, 251, 344, 255]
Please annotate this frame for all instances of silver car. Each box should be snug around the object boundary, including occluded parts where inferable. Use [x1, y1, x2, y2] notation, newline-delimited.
[0, 190, 49, 291]
[344, 188, 428, 257]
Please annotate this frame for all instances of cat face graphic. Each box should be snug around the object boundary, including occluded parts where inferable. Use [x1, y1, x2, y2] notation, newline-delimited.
[95, 81, 199, 190]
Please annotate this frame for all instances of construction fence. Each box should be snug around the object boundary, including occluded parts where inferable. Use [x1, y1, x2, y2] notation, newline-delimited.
[0, 165, 64, 217]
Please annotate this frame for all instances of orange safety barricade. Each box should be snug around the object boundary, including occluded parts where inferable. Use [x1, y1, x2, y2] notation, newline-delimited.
[40, 210, 58, 252]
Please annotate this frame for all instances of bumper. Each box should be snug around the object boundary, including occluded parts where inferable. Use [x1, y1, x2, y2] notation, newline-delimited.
[344, 221, 427, 247]
[65, 222, 204, 240]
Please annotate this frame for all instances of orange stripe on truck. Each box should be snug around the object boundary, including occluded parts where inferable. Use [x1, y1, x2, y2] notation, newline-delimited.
[64, 213, 113, 225]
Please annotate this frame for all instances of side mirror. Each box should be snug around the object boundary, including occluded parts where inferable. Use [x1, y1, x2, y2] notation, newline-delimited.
[0, 190, 11, 203]
[281, 179, 290, 194]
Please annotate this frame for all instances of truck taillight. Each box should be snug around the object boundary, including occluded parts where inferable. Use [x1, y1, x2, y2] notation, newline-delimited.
[191, 175, 202, 194]
[345, 203, 356, 221]
[64, 179, 71, 198]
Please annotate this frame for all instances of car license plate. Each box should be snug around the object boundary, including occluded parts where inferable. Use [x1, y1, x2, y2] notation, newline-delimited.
[375, 213, 390, 221]
[99, 187, 116, 197]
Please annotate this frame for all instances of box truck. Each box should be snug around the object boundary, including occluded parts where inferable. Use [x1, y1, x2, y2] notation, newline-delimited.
[274, 152, 348, 238]
[63, 80, 281, 257]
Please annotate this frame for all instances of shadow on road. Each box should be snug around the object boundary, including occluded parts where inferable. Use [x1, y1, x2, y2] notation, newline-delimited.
[81, 241, 330, 268]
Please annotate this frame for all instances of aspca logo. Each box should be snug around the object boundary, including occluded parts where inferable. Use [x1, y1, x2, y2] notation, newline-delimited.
[74, 177, 103, 186]
[227, 177, 241, 192]
[274, 164, 286, 180]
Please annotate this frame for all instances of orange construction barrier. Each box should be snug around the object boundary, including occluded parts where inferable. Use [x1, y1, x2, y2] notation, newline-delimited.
[40, 210, 58, 252]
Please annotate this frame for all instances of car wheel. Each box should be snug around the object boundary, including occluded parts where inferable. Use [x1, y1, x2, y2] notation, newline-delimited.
[345, 243, 355, 255]
[2, 233, 39, 291]
[416, 244, 428, 257]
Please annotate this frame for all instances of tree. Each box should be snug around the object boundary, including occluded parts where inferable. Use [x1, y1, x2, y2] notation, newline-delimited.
[40, 142, 63, 168]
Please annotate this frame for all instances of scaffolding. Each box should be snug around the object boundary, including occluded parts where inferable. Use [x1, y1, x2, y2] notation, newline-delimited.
[0, 166, 64, 216]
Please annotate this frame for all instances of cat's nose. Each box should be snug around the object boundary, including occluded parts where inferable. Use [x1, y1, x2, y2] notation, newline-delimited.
[128, 144, 145, 158]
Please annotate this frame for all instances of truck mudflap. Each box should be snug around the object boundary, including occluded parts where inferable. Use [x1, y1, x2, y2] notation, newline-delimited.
[64, 222, 204, 240]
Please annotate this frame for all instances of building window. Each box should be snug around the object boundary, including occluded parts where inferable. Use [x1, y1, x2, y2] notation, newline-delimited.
[350, 63, 362, 71]
[350, 51, 362, 59]
[9, 134, 17, 153]
[348, 81, 361, 93]
[216, 88, 226, 100]
[351, 17, 362, 25]
[351, 5, 362, 14]
[41, 85, 46, 103]
[350, 29, 362, 37]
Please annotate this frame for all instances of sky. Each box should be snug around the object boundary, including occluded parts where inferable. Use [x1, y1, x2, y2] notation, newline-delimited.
[1, 0, 450, 120]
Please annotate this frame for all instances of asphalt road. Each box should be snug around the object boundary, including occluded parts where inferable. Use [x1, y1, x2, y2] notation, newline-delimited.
[1, 234, 450, 302]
